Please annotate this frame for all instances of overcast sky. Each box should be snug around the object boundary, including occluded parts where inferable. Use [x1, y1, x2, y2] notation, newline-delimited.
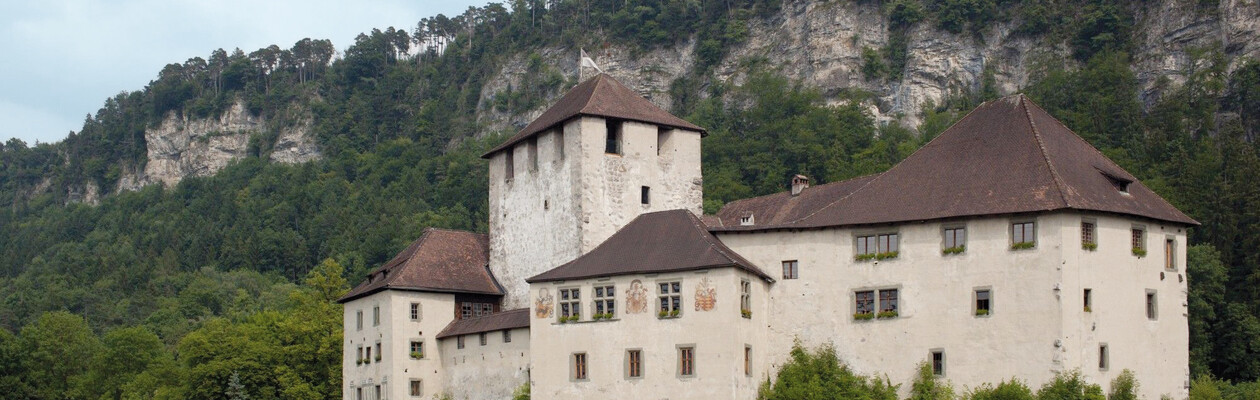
[0, 0, 486, 145]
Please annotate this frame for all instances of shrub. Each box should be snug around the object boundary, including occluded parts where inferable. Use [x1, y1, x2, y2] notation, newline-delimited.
[512, 382, 530, 400]
[1108, 370, 1138, 400]
[966, 379, 1035, 400]
[910, 361, 955, 400]
[1035, 370, 1104, 400]
[758, 342, 899, 400]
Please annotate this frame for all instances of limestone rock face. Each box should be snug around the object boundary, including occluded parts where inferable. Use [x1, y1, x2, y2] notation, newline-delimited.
[476, 0, 1259, 133]
[116, 101, 318, 192]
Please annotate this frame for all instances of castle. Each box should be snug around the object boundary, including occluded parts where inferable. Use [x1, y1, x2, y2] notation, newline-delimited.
[339, 73, 1194, 400]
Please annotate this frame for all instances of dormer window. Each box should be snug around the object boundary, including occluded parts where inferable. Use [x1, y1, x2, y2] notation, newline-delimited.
[1099, 169, 1132, 194]
[740, 213, 754, 226]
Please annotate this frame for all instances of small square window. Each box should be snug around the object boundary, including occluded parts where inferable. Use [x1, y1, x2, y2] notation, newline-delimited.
[782, 260, 799, 279]
[410, 379, 423, 397]
[1012, 221, 1036, 247]
[943, 226, 966, 250]
[855, 290, 875, 316]
[410, 341, 425, 359]
[931, 350, 945, 376]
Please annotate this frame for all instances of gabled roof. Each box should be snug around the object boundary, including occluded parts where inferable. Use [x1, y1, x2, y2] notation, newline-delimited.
[436, 308, 530, 339]
[481, 73, 705, 158]
[527, 209, 772, 283]
[338, 228, 501, 303]
[713, 95, 1198, 231]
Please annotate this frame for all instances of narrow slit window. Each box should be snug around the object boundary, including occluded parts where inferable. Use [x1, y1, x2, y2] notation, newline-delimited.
[740, 280, 751, 317]
[745, 346, 753, 376]
[1146, 291, 1158, 320]
[504, 329, 512, 343]
[479, 333, 487, 346]
[627, 349, 642, 378]
[373, 306, 380, 326]
[1099, 344, 1109, 370]
[527, 138, 539, 172]
[1165, 238, 1176, 270]
[573, 353, 588, 380]
[504, 150, 514, 181]
[457, 336, 464, 349]
[641, 186, 650, 205]
[1084, 289, 1093, 312]
[679, 346, 695, 377]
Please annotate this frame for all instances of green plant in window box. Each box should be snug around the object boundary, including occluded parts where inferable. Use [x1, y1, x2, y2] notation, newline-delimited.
[975, 309, 990, 316]
[942, 246, 965, 255]
[876, 251, 899, 260]
[658, 310, 669, 318]
[356, 358, 364, 365]
[670, 309, 680, 318]
[374, 355, 381, 362]
[365, 358, 372, 365]
[1082, 243, 1097, 251]
[1011, 242, 1035, 250]
[855, 253, 877, 261]
[741, 309, 752, 318]
[877, 310, 899, 319]
[1084, 306, 1092, 312]
[1132, 248, 1147, 257]
[411, 351, 423, 359]
[853, 312, 874, 321]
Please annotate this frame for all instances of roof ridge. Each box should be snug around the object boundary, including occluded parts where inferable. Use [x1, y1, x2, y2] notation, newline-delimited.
[788, 98, 993, 225]
[1020, 96, 1072, 209]
[684, 211, 773, 281]
[685, 211, 740, 264]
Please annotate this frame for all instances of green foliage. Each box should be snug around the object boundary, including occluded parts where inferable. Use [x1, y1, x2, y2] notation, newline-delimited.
[20, 311, 102, 400]
[1107, 370, 1138, 400]
[966, 379, 1035, 400]
[876, 251, 900, 260]
[910, 361, 956, 400]
[757, 342, 899, 400]
[943, 245, 966, 255]
[1035, 370, 1105, 400]
[1082, 243, 1097, 251]
[862, 46, 889, 80]
[1131, 248, 1147, 257]
[512, 382, 530, 400]
[1011, 242, 1035, 250]
[877, 311, 900, 319]
[928, 0, 1002, 35]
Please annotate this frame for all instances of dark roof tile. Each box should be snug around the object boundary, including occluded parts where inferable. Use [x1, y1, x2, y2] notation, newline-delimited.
[436, 308, 530, 339]
[338, 228, 501, 303]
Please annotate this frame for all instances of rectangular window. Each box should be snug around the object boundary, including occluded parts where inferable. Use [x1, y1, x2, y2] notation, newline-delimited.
[975, 289, 991, 316]
[641, 186, 650, 205]
[879, 289, 899, 314]
[594, 284, 616, 317]
[573, 353, 588, 380]
[461, 302, 493, 319]
[1084, 289, 1093, 312]
[943, 226, 966, 249]
[1012, 221, 1036, 246]
[410, 380, 422, 397]
[357, 345, 364, 363]
[503, 330, 512, 343]
[560, 288, 582, 320]
[410, 341, 424, 359]
[365, 346, 372, 361]
[931, 350, 945, 376]
[605, 120, 622, 154]
[1146, 290, 1158, 320]
[627, 349, 643, 378]
[659, 281, 682, 315]
[740, 280, 752, 317]
[357, 387, 362, 400]
[410, 303, 420, 321]
[856, 233, 898, 256]
[745, 345, 753, 376]
[375, 385, 381, 400]
[679, 346, 695, 377]
[1165, 238, 1176, 270]
[855, 290, 875, 315]
[374, 342, 381, 361]
[479, 333, 487, 346]
[554, 129, 565, 160]
[1132, 227, 1145, 253]
[505, 150, 514, 181]
[528, 137, 539, 172]
[356, 310, 363, 330]
[1099, 344, 1109, 370]
[782, 260, 798, 279]
[457, 336, 465, 349]
[1082, 221, 1096, 247]
[373, 306, 380, 326]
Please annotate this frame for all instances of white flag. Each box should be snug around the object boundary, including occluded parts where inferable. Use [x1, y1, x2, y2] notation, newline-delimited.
[580, 49, 602, 72]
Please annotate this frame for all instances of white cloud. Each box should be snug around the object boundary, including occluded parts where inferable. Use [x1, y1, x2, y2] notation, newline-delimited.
[0, 0, 486, 144]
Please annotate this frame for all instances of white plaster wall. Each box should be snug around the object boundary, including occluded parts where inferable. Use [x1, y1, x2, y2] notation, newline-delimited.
[344, 291, 457, 400]
[489, 117, 704, 309]
[438, 327, 532, 400]
[715, 212, 1189, 399]
[528, 268, 767, 400]
[489, 126, 582, 309]
[1058, 214, 1189, 399]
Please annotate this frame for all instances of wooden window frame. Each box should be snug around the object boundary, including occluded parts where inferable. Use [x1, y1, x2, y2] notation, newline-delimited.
[410, 340, 425, 359]
[593, 284, 616, 318]
[572, 352, 589, 381]
[1165, 236, 1177, 271]
[782, 260, 799, 279]
[678, 345, 696, 378]
[942, 225, 966, 249]
[1131, 226, 1146, 254]
[626, 349, 643, 379]
[1081, 220, 1097, 247]
[409, 379, 423, 397]
[1011, 220, 1036, 246]
[410, 302, 421, 321]
[740, 280, 752, 318]
[930, 349, 945, 376]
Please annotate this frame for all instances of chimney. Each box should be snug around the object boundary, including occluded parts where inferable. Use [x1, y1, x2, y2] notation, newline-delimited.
[791, 174, 810, 196]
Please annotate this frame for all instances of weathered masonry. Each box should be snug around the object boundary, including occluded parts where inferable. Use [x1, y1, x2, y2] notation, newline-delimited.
[340, 73, 1195, 400]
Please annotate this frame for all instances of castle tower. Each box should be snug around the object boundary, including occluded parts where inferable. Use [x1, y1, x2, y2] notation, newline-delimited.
[482, 74, 705, 308]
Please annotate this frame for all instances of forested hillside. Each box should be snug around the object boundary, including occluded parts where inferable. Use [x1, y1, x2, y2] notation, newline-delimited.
[2, 0, 1260, 398]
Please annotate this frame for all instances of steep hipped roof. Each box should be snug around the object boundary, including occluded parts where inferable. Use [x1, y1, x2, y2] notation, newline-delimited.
[436, 308, 530, 339]
[711, 174, 881, 229]
[482, 73, 705, 158]
[338, 228, 501, 303]
[527, 209, 772, 283]
[713, 95, 1197, 231]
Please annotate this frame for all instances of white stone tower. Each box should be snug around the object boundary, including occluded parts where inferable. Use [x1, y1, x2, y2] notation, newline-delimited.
[482, 73, 705, 308]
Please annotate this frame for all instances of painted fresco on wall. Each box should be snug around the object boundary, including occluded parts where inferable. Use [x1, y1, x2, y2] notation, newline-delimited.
[535, 288, 554, 318]
[626, 279, 649, 314]
[695, 277, 716, 311]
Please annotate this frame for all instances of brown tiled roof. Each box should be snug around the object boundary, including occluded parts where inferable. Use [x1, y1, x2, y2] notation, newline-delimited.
[436, 308, 530, 339]
[526, 209, 772, 283]
[338, 228, 502, 303]
[713, 95, 1197, 231]
[712, 174, 881, 229]
[481, 73, 705, 158]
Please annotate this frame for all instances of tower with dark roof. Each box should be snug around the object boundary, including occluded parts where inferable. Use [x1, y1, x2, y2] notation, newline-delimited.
[482, 74, 707, 308]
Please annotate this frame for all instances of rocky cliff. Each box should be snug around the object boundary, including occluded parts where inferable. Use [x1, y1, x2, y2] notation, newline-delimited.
[477, 0, 1259, 132]
[115, 101, 319, 192]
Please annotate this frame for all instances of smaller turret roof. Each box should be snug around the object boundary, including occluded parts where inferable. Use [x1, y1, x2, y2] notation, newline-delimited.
[338, 228, 501, 303]
[482, 73, 704, 158]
